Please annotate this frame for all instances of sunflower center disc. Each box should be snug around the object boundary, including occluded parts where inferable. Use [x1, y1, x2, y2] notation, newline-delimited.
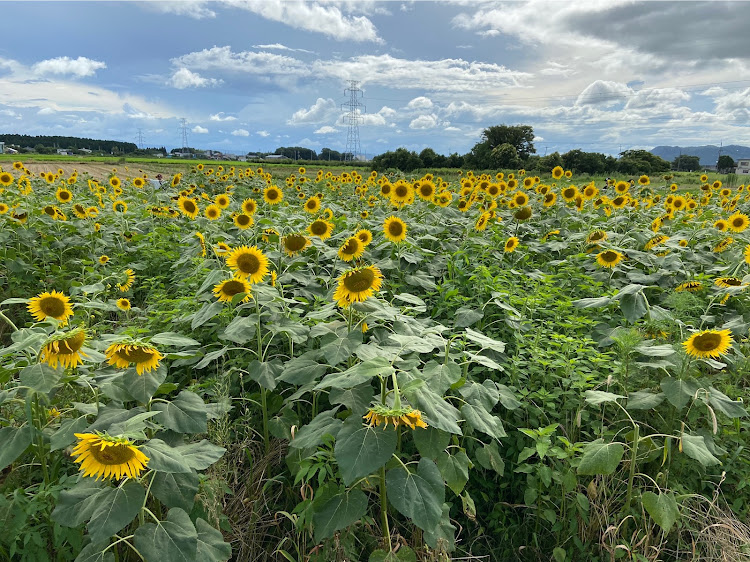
[342, 239, 359, 255]
[40, 296, 66, 317]
[237, 253, 260, 274]
[311, 221, 327, 235]
[285, 236, 307, 252]
[222, 280, 246, 296]
[693, 333, 721, 352]
[344, 270, 375, 293]
[237, 215, 250, 226]
[602, 251, 618, 262]
[117, 346, 156, 363]
[395, 186, 408, 197]
[388, 222, 403, 237]
[91, 443, 137, 465]
[184, 201, 196, 213]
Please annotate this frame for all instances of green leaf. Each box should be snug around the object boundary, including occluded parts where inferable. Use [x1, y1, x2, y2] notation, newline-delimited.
[191, 301, 224, 330]
[388, 333, 443, 354]
[497, 384, 521, 410]
[465, 328, 506, 353]
[626, 391, 665, 410]
[708, 387, 747, 418]
[437, 450, 470, 495]
[393, 293, 427, 312]
[0, 425, 33, 471]
[454, 307, 484, 328]
[107, 411, 162, 439]
[320, 332, 361, 367]
[661, 377, 700, 409]
[475, 441, 505, 475]
[140, 439, 193, 473]
[316, 357, 393, 390]
[421, 361, 461, 395]
[268, 317, 310, 344]
[87, 481, 146, 543]
[151, 470, 200, 512]
[461, 403, 506, 439]
[584, 390, 625, 405]
[423, 503, 456, 551]
[50, 416, 88, 451]
[134, 508, 198, 562]
[635, 342, 676, 357]
[329, 383, 374, 413]
[552, 547, 567, 562]
[193, 347, 228, 370]
[334, 417, 397, 485]
[312, 487, 368, 541]
[278, 358, 327, 385]
[413, 427, 450, 460]
[680, 434, 721, 466]
[386, 458, 445, 531]
[246, 359, 282, 391]
[219, 315, 257, 345]
[290, 410, 343, 450]
[577, 439, 625, 475]
[150, 332, 201, 347]
[51, 479, 107, 528]
[120, 365, 168, 403]
[408, 385, 461, 435]
[619, 290, 649, 324]
[153, 390, 207, 434]
[175, 440, 226, 471]
[19, 363, 63, 393]
[369, 546, 417, 562]
[642, 491, 679, 533]
[459, 380, 499, 410]
[196, 518, 232, 561]
[74, 542, 115, 562]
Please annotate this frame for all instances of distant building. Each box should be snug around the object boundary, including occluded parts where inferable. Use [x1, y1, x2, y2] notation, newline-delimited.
[0, 141, 4, 153]
[5, 147, 18, 154]
[79, 148, 92, 154]
[56, 149, 72, 156]
[264, 154, 291, 161]
[736, 159, 750, 175]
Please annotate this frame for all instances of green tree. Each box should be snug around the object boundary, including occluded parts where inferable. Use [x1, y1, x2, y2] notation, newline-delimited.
[718, 155, 735, 173]
[672, 155, 701, 172]
[481, 125, 536, 160]
[537, 152, 564, 173]
[491, 143, 521, 169]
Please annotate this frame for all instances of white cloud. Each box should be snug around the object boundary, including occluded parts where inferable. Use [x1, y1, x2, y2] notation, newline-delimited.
[252, 43, 315, 54]
[37, 107, 56, 115]
[314, 125, 339, 134]
[576, 80, 632, 107]
[256, 130, 270, 137]
[209, 112, 237, 121]
[378, 106, 397, 118]
[444, 126, 461, 132]
[143, 1, 216, 19]
[231, 128, 250, 136]
[406, 96, 433, 110]
[172, 46, 309, 83]
[32, 56, 106, 78]
[288, 97, 338, 125]
[169, 67, 222, 89]
[192, 125, 209, 133]
[409, 114, 438, 130]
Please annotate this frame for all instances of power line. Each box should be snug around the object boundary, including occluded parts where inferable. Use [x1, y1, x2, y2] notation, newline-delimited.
[136, 128, 144, 150]
[179, 118, 189, 151]
[342, 80, 364, 162]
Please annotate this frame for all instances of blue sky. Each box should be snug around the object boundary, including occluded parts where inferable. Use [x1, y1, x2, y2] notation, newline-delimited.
[1, 1, 750, 157]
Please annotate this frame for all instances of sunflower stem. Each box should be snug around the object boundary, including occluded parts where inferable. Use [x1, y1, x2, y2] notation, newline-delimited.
[379, 465, 392, 553]
[391, 372, 402, 410]
[33, 395, 50, 486]
[0, 310, 18, 332]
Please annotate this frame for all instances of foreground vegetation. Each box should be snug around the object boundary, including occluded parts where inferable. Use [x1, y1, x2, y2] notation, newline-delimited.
[1, 161, 749, 561]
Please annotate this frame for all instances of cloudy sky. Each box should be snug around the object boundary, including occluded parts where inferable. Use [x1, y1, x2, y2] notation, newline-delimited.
[2, 0, 750, 157]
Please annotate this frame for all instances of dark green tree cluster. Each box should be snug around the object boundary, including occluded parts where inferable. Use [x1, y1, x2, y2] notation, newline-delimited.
[1, 134, 137, 154]
[718, 155, 736, 173]
[616, 149, 671, 174]
[672, 155, 701, 172]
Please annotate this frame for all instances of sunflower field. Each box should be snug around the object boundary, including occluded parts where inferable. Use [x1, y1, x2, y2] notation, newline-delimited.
[1, 161, 750, 561]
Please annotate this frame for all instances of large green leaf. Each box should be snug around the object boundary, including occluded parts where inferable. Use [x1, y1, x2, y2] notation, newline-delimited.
[421, 361, 461, 395]
[194, 347, 228, 370]
[386, 458, 445, 531]
[134, 508, 198, 562]
[423, 503, 456, 551]
[334, 417, 397, 485]
[642, 491, 679, 533]
[51, 479, 107, 528]
[120, 365, 167, 403]
[369, 546, 417, 562]
[437, 450, 470, 495]
[464, 328, 506, 353]
[708, 387, 747, 418]
[584, 390, 624, 405]
[320, 332, 362, 367]
[278, 358, 327, 385]
[0, 425, 33, 471]
[150, 332, 201, 347]
[680, 434, 721, 466]
[312, 486, 368, 541]
[461, 403, 506, 440]
[50, 416, 89, 451]
[195, 518, 232, 561]
[407, 385, 461, 434]
[577, 439, 625, 475]
[153, 390, 207, 434]
[74, 542, 115, 562]
[174, 440, 226, 471]
[413, 427, 450, 460]
[19, 363, 63, 393]
[475, 441, 505, 475]
[453, 307, 484, 328]
[289, 409, 343, 450]
[140, 439, 193, 473]
[191, 301, 224, 329]
[87, 481, 146, 543]
[219, 315, 257, 345]
[151, 470, 200, 511]
[316, 357, 393, 390]
[267, 317, 310, 344]
[246, 359, 282, 390]
[329, 383, 374, 413]
[626, 391, 665, 410]
[660, 377, 699, 409]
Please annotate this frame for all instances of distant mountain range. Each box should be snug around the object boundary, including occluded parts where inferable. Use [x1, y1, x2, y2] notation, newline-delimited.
[650, 145, 750, 166]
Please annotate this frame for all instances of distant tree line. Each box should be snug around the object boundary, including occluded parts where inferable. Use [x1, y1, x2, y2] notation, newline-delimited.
[0, 134, 138, 154]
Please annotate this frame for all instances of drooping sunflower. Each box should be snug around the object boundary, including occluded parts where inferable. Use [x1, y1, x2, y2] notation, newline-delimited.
[714, 237, 734, 253]
[28, 290, 74, 325]
[303, 196, 321, 214]
[514, 206, 532, 221]
[263, 185, 283, 205]
[676, 281, 703, 292]
[226, 245, 269, 284]
[728, 212, 749, 233]
[504, 236, 519, 253]
[596, 250, 623, 268]
[644, 235, 669, 251]
[383, 216, 407, 243]
[308, 219, 334, 240]
[56, 187, 73, 203]
[475, 212, 491, 231]
[586, 230, 607, 245]
[116, 298, 131, 311]
[356, 229, 373, 246]
[118, 269, 136, 292]
[213, 278, 252, 303]
[72, 433, 149, 481]
[241, 198, 257, 215]
[105, 340, 163, 375]
[363, 404, 427, 430]
[177, 196, 200, 219]
[683, 329, 733, 359]
[282, 234, 311, 256]
[333, 265, 383, 307]
[233, 213, 253, 230]
[205, 204, 221, 220]
[39, 327, 88, 369]
[338, 236, 365, 262]
[112, 200, 128, 213]
[715, 277, 745, 288]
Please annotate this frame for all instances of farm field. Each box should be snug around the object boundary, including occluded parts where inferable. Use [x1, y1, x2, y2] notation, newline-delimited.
[1, 160, 750, 562]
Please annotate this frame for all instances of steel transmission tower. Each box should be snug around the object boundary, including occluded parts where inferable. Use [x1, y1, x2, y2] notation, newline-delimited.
[136, 128, 145, 150]
[341, 81, 364, 161]
[179, 118, 189, 151]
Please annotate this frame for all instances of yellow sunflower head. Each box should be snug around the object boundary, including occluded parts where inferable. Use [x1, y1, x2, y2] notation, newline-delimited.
[205, 204, 221, 220]
[363, 404, 427, 430]
[241, 198, 258, 215]
[28, 290, 74, 325]
[504, 236, 519, 253]
[116, 298, 131, 311]
[308, 219, 333, 240]
[596, 249, 623, 268]
[233, 213, 253, 230]
[263, 185, 283, 205]
[105, 339, 163, 375]
[383, 216, 407, 243]
[213, 278, 252, 303]
[226, 245, 269, 284]
[683, 329, 732, 359]
[283, 234, 311, 256]
[356, 229, 373, 246]
[333, 265, 383, 307]
[338, 236, 365, 262]
[39, 327, 88, 369]
[72, 432, 149, 481]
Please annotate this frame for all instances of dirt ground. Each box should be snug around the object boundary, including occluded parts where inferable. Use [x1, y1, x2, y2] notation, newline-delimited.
[15, 160, 193, 181]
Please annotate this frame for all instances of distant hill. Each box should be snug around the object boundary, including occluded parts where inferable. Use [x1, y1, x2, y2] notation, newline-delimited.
[650, 145, 750, 166]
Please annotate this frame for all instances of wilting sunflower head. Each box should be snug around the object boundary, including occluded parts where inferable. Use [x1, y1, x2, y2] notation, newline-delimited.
[28, 290, 74, 325]
[226, 245, 269, 284]
[117, 269, 136, 292]
[383, 216, 407, 243]
[715, 277, 745, 289]
[105, 339, 163, 375]
[72, 432, 149, 481]
[596, 249, 623, 268]
[39, 327, 88, 369]
[364, 404, 428, 430]
[586, 230, 607, 245]
[683, 329, 733, 359]
[283, 234, 311, 256]
[213, 278, 252, 303]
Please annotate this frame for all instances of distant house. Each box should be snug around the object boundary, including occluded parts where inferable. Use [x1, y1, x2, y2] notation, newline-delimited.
[0, 141, 4, 153]
[736, 159, 750, 175]
[57, 149, 72, 156]
[5, 147, 18, 154]
[264, 154, 291, 161]
[79, 148, 92, 154]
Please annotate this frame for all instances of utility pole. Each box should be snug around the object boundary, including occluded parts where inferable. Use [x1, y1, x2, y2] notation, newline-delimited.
[717, 140, 723, 170]
[341, 80, 364, 162]
[136, 129, 145, 150]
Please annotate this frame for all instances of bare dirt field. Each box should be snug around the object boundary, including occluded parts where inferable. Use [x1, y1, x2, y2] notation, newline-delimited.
[17, 160, 191, 181]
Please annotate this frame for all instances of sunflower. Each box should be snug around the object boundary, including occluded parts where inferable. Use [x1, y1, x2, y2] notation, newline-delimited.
[241, 198, 257, 215]
[133, 177, 145, 188]
[543, 192, 557, 207]
[263, 185, 283, 205]
[338, 237, 365, 262]
[170, 174, 182, 188]
[215, 194, 230, 209]
[73, 204, 88, 218]
[683, 329, 733, 359]
[72, 433, 149, 481]
[614, 181, 630, 194]
[282, 234, 311, 256]
[383, 216, 407, 243]
[214, 242, 231, 256]
[644, 235, 669, 251]
[676, 281, 703, 292]
[39, 327, 88, 369]
[356, 229, 373, 246]
[56, 187, 73, 203]
[714, 237, 734, 253]
[28, 290, 74, 325]
[564, 170, 572, 179]
[112, 200, 128, 213]
[205, 204, 222, 220]
[304, 196, 321, 214]
[586, 230, 607, 244]
[475, 212, 491, 231]
[213, 278, 252, 303]
[714, 219, 729, 232]
[233, 213, 253, 230]
[177, 196, 199, 219]
[700, 174, 709, 183]
[333, 265, 383, 307]
[226, 245, 269, 284]
[596, 250, 623, 268]
[551, 166, 564, 180]
[715, 277, 745, 288]
[728, 212, 749, 233]
[105, 340, 163, 375]
[116, 298, 131, 311]
[117, 269, 136, 292]
[363, 404, 427, 430]
[504, 236, 519, 253]
[417, 180, 436, 201]
[390, 181, 413, 206]
[514, 206, 532, 221]
[561, 186, 578, 203]
[512, 191, 529, 207]
[308, 219, 334, 240]
[0, 203, 9, 214]
[611, 195, 628, 209]
[638, 175, 650, 186]
[12, 161, 24, 171]
[109, 176, 121, 189]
